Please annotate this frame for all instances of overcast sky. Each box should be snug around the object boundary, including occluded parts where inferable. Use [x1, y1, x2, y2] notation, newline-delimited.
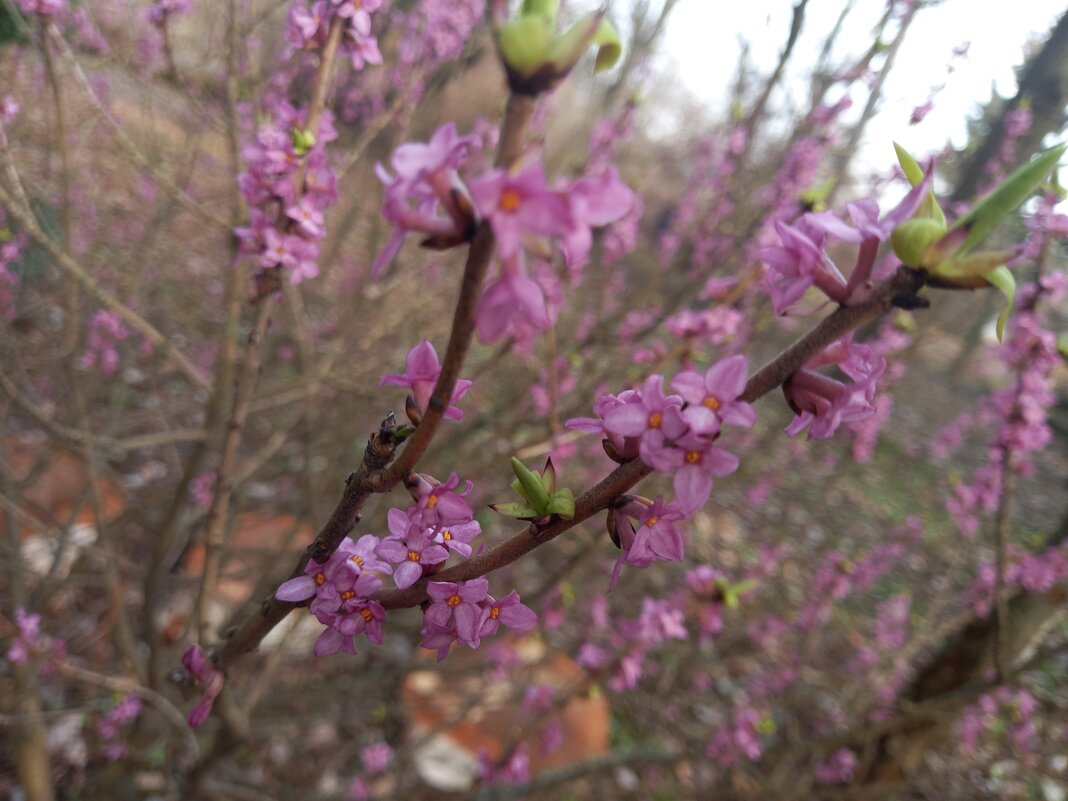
[657, 0, 1065, 166]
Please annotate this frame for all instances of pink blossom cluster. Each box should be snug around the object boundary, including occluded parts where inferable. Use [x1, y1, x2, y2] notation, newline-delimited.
[658, 127, 747, 270]
[782, 335, 888, 441]
[336, 0, 483, 126]
[272, 468, 536, 662]
[0, 208, 26, 321]
[375, 472, 480, 589]
[706, 707, 767, 765]
[146, 0, 191, 26]
[798, 520, 920, 632]
[945, 204, 1065, 537]
[14, 0, 65, 17]
[958, 687, 1039, 762]
[235, 102, 339, 285]
[965, 541, 1068, 615]
[95, 695, 142, 761]
[569, 355, 755, 514]
[813, 748, 858, 784]
[276, 534, 391, 656]
[846, 321, 913, 461]
[420, 578, 537, 660]
[373, 123, 635, 343]
[7, 607, 64, 665]
[79, 309, 130, 375]
[286, 0, 383, 71]
[760, 170, 930, 315]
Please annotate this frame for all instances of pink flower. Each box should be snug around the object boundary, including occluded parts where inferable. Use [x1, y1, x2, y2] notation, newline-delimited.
[474, 262, 551, 343]
[602, 374, 682, 440]
[181, 645, 224, 728]
[425, 578, 489, 645]
[469, 164, 571, 260]
[670, 355, 755, 435]
[760, 217, 848, 314]
[478, 590, 537, 637]
[380, 339, 473, 421]
[373, 124, 477, 275]
[375, 531, 448, 589]
[559, 166, 635, 269]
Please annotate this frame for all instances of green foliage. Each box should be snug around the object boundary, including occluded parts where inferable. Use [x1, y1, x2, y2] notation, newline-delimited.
[0, 3, 27, 47]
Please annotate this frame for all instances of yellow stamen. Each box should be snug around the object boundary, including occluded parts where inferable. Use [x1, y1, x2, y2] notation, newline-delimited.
[703, 395, 721, 411]
[490, 607, 501, 620]
[645, 516, 659, 527]
[685, 451, 701, 464]
[427, 495, 439, 508]
[407, 550, 420, 562]
[340, 590, 355, 601]
[314, 572, 326, 586]
[351, 555, 364, 567]
[441, 530, 452, 541]
[361, 608, 374, 621]
[648, 412, 663, 428]
[447, 594, 462, 607]
[499, 188, 522, 213]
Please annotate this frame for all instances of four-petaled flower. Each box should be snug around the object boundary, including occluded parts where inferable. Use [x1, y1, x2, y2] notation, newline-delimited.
[380, 339, 473, 421]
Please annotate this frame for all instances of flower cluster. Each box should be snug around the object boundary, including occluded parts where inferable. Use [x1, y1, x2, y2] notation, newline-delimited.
[782, 335, 887, 440]
[0, 208, 26, 321]
[374, 472, 479, 585]
[569, 355, 754, 515]
[760, 171, 930, 314]
[275, 535, 391, 656]
[7, 607, 57, 664]
[373, 123, 635, 343]
[147, 0, 191, 26]
[606, 496, 685, 591]
[958, 687, 1038, 761]
[95, 695, 142, 761]
[286, 0, 383, 71]
[79, 309, 130, 375]
[265, 468, 537, 669]
[420, 578, 537, 660]
[15, 0, 65, 17]
[235, 102, 339, 286]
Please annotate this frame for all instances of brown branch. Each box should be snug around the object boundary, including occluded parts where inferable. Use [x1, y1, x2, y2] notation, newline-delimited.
[371, 92, 536, 491]
[210, 416, 404, 673]
[740, 266, 927, 403]
[191, 14, 347, 641]
[205, 264, 934, 669]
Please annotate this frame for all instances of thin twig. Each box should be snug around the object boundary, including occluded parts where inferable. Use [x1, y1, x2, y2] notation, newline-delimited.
[0, 181, 212, 389]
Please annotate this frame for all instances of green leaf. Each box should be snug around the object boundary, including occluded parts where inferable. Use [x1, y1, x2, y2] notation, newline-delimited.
[546, 488, 576, 519]
[894, 142, 925, 186]
[985, 266, 1016, 343]
[511, 457, 550, 510]
[893, 141, 945, 225]
[890, 218, 947, 267]
[497, 15, 552, 76]
[491, 502, 540, 519]
[520, 0, 560, 23]
[548, 11, 602, 73]
[591, 18, 622, 73]
[952, 144, 1065, 255]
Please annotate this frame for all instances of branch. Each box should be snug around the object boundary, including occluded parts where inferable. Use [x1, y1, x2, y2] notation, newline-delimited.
[0, 181, 212, 390]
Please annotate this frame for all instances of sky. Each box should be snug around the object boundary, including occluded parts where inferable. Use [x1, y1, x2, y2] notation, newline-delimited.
[657, 0, 1066, 166]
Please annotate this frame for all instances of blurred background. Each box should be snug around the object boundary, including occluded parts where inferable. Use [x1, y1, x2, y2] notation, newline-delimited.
[2, 0, 1068, 799]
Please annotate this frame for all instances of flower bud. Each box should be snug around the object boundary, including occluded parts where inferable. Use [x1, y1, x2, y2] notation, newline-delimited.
[890, 218, 947, 267]
[291, 127, 316, 156]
